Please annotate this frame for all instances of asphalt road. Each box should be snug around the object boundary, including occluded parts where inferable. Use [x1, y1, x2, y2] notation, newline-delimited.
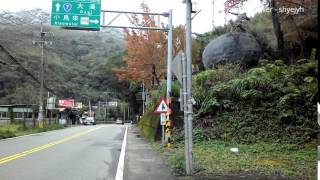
[0, 124, 126, 180]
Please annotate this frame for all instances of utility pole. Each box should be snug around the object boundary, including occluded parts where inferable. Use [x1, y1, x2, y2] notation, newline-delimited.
[123, 104, 126, 121]
[38, 24, 45, 127]
[185, 0, 193, 175]
[98, 101, 101, 116]
[89, 100, 92, 117]
[212, 0, 215, 30]
[127, 106, 130, 122]
[33, 23, 52, 128]
[142, 80, 145, 116]
[106, 94, 109, 121]
[181, 51, 190, 174]
[46, 91, 50, 124]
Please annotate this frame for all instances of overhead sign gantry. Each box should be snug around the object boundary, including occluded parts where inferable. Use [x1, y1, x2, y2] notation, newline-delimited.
[51, 0, 101, 30]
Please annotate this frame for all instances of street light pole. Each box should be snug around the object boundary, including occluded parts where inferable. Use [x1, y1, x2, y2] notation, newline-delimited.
[166, 9, 173, 99]
[164, 9, 173, 146]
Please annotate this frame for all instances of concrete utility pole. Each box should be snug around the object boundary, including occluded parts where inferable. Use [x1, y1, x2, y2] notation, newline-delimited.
[181, 52, 190, 175]
[38, 25, 45, 127]
[142, 80, 145, 116]
[185, 0, 194, 175]
[89, 100, 92, 117]
[127, 106, 130, 121]
[106, 94, 109, 121]
[123, 104, 126, 121]
[33, 23, 52, 128]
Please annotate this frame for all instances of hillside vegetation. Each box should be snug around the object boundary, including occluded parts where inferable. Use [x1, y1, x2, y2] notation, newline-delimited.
[0, 9, 127, 105]
[139, 54, 318, 179]
[190, 58, 317, 144]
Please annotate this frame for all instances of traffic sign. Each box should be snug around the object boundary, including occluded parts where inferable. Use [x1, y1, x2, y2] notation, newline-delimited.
[154, 97, 169, 113]
[172, 51, 184, 84]
[160, 113, 166, 125]
[51, 0, 101, 30]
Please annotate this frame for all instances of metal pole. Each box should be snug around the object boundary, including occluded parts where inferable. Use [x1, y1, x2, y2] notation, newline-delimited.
[142, 80, 145, 116]
[37, 23, 44, 127]
[186, 0, 193, 175]
[166, 9, 173, 99]
[181, 52, 190, 174]
[106, 95, 109, 121]
[123, 104, 126, 121]
[128, 106, 130, 122]
[164, 9, 173, 146]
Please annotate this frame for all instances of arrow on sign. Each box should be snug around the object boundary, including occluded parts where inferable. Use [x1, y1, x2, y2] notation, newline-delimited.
[89, 19, 99, 24]
[55, 3, 61, 12]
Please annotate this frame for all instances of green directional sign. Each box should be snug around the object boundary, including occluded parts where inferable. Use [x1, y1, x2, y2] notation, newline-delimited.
[51, 0, 101, 30]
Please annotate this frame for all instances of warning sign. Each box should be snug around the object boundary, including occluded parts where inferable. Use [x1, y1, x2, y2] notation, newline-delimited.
[154, 97, 169, 113]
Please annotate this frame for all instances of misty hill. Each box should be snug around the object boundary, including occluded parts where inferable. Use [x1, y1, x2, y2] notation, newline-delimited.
[0, 9, 127, 104]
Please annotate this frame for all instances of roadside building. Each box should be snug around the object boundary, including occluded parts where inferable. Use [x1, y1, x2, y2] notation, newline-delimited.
[0, 104, 36, 127]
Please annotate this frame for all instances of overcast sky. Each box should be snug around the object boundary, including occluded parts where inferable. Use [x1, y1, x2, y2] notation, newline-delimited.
[0, 0, 264, 33]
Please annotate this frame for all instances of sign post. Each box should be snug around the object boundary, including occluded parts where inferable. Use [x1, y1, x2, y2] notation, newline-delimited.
[154, 97, 169, 145]
[51, 0, 101, 30]
[160, 113, 166, 125]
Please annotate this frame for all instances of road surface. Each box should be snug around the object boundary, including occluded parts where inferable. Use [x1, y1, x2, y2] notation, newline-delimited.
[0, 124, 126, 180]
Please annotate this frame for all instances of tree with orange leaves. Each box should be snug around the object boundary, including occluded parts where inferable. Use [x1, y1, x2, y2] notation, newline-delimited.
[113, 3, 186, 88]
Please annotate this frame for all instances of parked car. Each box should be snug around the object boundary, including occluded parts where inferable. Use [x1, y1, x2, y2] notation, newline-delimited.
[115, 118, 124, 125]
[83, 117, 96, 125]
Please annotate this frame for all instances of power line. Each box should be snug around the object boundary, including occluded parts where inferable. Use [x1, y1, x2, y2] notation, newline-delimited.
[0, 43, 57, 96]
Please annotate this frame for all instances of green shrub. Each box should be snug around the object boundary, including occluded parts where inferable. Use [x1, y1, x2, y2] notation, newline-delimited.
[137, 111, 159, 140]
[167, 151, 186, 175]
[190, 60, 317, 144]
[0, 129, 16, 139]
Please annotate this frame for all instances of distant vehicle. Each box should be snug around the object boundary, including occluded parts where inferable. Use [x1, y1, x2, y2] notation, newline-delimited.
[115, 119, 124, 125]
[83, 117, 96, 125]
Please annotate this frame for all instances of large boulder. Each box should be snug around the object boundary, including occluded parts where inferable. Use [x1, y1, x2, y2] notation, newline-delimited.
[202, 32, 261, 68]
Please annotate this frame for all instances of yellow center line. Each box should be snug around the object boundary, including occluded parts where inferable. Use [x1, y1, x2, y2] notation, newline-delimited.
[0, 126, 103, 165]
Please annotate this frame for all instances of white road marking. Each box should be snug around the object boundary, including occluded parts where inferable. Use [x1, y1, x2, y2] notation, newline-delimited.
[115, 126, 128, 180]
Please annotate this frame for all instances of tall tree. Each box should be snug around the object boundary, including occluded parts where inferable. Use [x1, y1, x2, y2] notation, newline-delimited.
[113, 3, 185, 88]
[270, 0, 285, 57]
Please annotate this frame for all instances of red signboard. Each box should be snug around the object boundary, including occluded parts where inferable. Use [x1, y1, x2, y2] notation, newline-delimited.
[58, 99, 75, 108]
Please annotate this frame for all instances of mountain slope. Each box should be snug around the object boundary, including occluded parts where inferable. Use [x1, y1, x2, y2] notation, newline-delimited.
[0, 9, 126, 104]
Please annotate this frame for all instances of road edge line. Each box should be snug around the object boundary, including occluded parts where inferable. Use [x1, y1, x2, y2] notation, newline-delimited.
[115, 126, 128, 180]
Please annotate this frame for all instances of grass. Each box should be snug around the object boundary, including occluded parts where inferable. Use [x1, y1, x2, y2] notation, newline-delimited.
[0, 123, 65, 139]
[151, 140, 316, 180]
